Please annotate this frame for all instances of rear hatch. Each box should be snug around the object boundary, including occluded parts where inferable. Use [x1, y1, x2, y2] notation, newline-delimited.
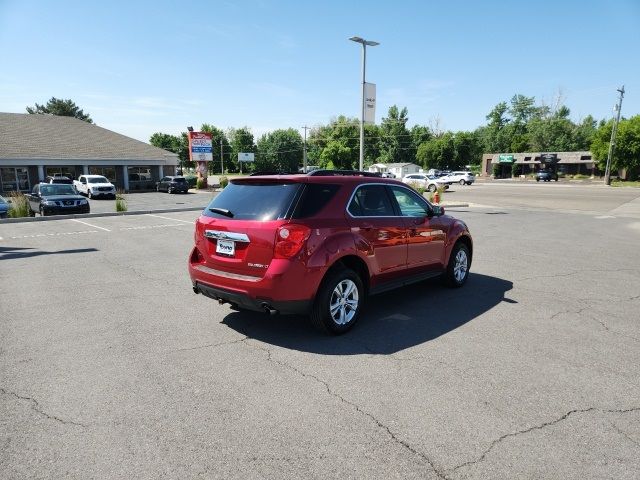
[194, 178, 303, 278]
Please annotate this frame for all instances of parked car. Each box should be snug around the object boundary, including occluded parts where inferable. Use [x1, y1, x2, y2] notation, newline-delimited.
[189, 171, 472, 334]
[45, 175, 74, 184]
[536, 170, 558, 182]
[156, 176, 189, 193]
[441, 171, 475, 185]
[27, 183, 90, 216]
[0, 195, 10, 218]
[381, 172, 396, 178]
[402, 173, 450, 192]
[74, 175, 116, 198]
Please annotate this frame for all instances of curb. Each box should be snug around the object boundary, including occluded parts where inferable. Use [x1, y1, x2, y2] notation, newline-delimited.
[438, 203, 469, 208]
[0, 206, 205, 224]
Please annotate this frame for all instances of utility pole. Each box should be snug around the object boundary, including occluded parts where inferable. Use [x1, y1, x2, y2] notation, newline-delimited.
[302, 125, 309, 172]
[220, 138, 224, 175]
[604, 85, 625, 185]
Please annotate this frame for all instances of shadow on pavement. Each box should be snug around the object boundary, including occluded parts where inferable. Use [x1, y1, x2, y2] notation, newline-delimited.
[0, 246, 98, 260]
[222, 273, 514, 355]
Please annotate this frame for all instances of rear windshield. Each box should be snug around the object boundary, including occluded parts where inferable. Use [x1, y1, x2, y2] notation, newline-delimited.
[172, 177, 187, 183]
[203, 182, 300, 221]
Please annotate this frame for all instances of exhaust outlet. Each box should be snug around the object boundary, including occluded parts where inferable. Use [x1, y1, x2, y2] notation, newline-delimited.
[192, 285, 199, 294]
[261, 303, 279, 316]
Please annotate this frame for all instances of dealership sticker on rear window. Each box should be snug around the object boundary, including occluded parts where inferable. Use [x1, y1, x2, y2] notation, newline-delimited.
[216, 239, 235, 256]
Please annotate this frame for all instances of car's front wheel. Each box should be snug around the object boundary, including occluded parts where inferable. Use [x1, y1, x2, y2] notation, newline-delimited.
[443, 241, 470, 288]
[311, 268, 364, 334]
[428, 184, 437, 192]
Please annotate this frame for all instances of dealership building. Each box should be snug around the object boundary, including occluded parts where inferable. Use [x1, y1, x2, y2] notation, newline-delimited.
[480, 151, 598, 178]
[0, 113, 178, 195]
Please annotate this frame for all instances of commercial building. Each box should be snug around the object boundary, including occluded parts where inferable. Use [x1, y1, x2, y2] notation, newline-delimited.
[0, 113, 178, 194]
[368, 162, 421, 178]
[480, 151, 597, 178]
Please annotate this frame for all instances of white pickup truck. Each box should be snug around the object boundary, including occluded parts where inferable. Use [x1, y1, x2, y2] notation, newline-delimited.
[74, 175, 116, 199]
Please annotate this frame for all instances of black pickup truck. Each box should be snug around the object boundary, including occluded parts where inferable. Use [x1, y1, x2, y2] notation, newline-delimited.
[27, 183, 90, 217]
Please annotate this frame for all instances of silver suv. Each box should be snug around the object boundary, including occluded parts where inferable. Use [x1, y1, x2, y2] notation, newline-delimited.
[441, 171, 475, 185]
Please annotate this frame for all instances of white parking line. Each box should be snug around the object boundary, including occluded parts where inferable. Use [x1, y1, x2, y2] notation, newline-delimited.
[10, 230, 98, 239]
[146, 214, 195, 224]
[120, 224, 186, 231]
[70, 219, 111, 231]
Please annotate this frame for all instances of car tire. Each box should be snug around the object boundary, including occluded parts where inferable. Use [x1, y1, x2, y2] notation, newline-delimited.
[443, 241, 470, 288]
[39, 207, 46, 217]
[310, 267, 364, 334]
[459, 179, 465, 186]
[28, 208, 36, 217]
[88, 190, 92, 199]
[428, 184, 437, 193]
[156, 185, 160, 192]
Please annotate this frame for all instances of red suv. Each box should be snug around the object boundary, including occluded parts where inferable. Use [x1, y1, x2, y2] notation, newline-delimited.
[189, 171, 472, 333]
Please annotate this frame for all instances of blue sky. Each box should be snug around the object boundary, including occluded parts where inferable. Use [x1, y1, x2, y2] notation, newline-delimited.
[1, 0, 639, 142]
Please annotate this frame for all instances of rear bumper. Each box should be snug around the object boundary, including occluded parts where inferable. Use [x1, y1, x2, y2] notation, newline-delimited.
[193, 281, 311, 315]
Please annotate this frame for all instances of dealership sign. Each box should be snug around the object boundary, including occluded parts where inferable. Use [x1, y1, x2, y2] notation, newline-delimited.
[238, 152, 255, 162]
[364, 82, 376, 124]
[188, 132, 213, 162]
[498, 154, 514, 163]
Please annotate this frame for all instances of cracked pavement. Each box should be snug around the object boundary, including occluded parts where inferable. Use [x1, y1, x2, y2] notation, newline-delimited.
[1, 187, 640, 479]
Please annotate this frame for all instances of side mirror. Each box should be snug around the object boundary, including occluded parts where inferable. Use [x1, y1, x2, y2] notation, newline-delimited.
[431, 205, 445, 216]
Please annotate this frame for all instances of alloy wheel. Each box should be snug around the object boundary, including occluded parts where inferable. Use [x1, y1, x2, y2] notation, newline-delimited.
[329, 279, 359, 325]
[453, 249, 468, 283]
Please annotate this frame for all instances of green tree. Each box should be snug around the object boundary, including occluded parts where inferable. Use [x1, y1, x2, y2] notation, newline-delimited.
[320, 141, 352, 170]
[591, 116, 640, 176]
[26, 97, 93, 123]
[416, 133, 455, 169]
[483, 101, 510, 152]
[150, 132, 189, 171]
[256, 128, 303, 172]
[571, 115, 597, 151]
[227, 127, 255, 172]
[453, 131, 483, 167]
[378, 105, 413, 164]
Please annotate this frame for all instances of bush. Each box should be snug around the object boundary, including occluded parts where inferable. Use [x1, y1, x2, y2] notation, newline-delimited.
[185, 175, 197, 188]
[7, 192, 30, 218]
[115, 190, 127, 212]
[196, 178, 206, 189]
[492, 163, 501, 178]
[219, 176, 229, 189]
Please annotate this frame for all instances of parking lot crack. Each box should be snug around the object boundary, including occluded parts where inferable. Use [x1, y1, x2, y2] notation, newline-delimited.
[175, 337, 248, 352]
[0, 387, 86, 428]
[451, 406, 640, 474]
[243, 340, 449, 479]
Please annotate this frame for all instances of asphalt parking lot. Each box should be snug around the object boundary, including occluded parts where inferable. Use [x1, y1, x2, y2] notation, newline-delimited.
[85, 190, 214, 214]
[1, 185, 639, 479]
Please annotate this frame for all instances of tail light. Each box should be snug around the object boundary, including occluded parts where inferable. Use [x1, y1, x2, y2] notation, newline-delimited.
[274, 224, 310, 259]
[190, 246, 204, 264]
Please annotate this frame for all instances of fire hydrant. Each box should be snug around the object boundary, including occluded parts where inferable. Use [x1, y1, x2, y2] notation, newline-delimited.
[433, 190, 440, 204]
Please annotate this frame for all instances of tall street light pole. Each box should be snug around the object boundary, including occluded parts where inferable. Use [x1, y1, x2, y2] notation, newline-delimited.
[349, 36, 379, 172]
[604, 85, 625, 186]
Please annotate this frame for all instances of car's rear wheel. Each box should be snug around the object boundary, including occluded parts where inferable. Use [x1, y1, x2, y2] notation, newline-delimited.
[428, 184, 437, 192]
[459, 179, 465, 185]
[311, 268, 363, 334]
[443, 242, 470, 288]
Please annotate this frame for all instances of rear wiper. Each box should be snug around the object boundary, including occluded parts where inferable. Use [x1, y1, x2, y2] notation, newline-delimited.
[209, 207, 234, 218]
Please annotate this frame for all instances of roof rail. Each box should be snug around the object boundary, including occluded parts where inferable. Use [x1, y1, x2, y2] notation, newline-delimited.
[249, 171, 298, 176]
[307, 169, 382, 177]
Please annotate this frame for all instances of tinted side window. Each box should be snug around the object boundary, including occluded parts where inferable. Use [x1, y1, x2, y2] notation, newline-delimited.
[292, 183, 341, 219]
[348, 185, 395, 217]
[203, 182, 301, 221]
[389, 186, 430, 217]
